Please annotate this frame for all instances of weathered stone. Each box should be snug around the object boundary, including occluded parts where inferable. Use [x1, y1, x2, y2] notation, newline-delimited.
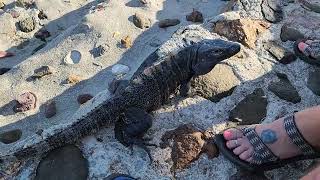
[263, 41, 297, 64]
[90, 44, 109, 58]
[77, 94, 93, 104]
[268, 73, 301, 103]
[160, 124, 218, 171]
[44, 101, 56, 118]
[66, 75, 82, 84]
[209, 11, 241, 23]
[213, 19, 270, 49]
[0, 129, 22, 144]
[34, 30, 51, 41]
[132, 13, 151, 29]
[19, 17, 35, 33]
[0, 68, 10, 75]
[32, 65, 54, 79]
[14, 92, 37, 112]
[307, 68, 320, 96]
[158, 19, 180, 28]
[186, 10, 204, 23]
[121, 35, 132, 48]
[229, 88, 267, 125]
[35, 145, 88, 180]
[261, 0, 283, 23]
[300, 0, 320, 13]
[38, 10, 48, 20]
[280, 24, 305, 42]
[191, 64, 240, 102]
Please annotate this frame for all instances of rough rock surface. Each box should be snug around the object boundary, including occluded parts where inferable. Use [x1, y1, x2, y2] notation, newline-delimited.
[35, 145, 88, 180]
[0, 129, 22, 144]
[19, 17, 35, 33]
[280, 24, 305, 42]
[132, 12, 151, 29]
[32, 66, 54, 79]
[307, 68, 320, 96]
[186, 10, 204, 23]
[261, 0, 283, 23]
[14, 92, 37, 112]
[263, 41, 297, 64]
[229, 88, 268, 125]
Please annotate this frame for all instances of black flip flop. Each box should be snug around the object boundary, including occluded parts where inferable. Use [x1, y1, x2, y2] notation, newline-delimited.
[214, 114, 320, 172]
[294, 39, 320, 67]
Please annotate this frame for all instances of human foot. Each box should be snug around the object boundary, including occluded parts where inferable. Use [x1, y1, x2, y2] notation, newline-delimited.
[297, 40, 320, 59]
[223, 117, 303, 163]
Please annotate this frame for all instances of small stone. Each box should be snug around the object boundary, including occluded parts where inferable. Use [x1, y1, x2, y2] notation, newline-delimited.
[132, 12, 151, 29]
[90, 44, 109, 58]
[14, 92, 37, 112]
[268, 73, 301, 103]
[19, 17, 35, 33]
[186, 9, 204, 23]
[121, 35, 132, 48]
[38, 10, 48, 20]
[263, 41, 297, 64]
[66, 75, 82, 84]
[158, 19, 180, 28]
[261, 0, 283, 23]
[34, 30, 51, 41]
[32, 65, 54, 79]
[44, 101, 57, 118]
[280, 24, 305, 42]
[0, 68, 10, 75]
[64, 50, 82, 65]
[0, 129, 22, 144]
[77, 94, 93, 105]
[111, 64, 130, 76]
[229, 88, 267, 125]
[35, 145, 88, 180]
[307, 67, 320, 96]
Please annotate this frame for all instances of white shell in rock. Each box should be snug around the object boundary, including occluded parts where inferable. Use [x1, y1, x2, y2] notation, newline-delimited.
[63, 50, 82, 65]
[111, 64, 130, 76]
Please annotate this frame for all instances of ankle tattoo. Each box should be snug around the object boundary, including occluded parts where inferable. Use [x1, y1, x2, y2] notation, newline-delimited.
[261, 129, 277, 144]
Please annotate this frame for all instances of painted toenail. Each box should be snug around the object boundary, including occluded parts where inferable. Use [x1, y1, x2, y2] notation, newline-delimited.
[224, 131, 232, 139]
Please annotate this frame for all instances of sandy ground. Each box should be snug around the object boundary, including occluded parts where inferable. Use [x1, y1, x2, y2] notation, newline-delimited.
[0, 0, 320, 179]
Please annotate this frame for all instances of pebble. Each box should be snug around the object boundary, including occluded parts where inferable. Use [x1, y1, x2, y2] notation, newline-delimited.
[19, 17, 35, 33]
[35, 145, 88, 180]
[14, 92, 37, 112]
[0, 68, 10, 75]
[121, 35, 132, 48]
[263, 41, 297, 64]
[77, 94, 93, 104]
[229, 88, 267, 125]
[307, 67, 320, 96]
[158, 19, 180, 28]
[44, 101, 57, 118]
[280, 24, 304, 42]
[132, 12, 151, 29]
[66, 75, 82, 84]
[32, 65, 54, 79]
[90, 44, 109, 58]
[38, 10, 48, 20]
[64, 50, 82, 65]
[186, 9, 204, 23]
[111, 64, 130, 76]
[34, 30, 51, 41]
[300, 0, 320, 13]
[0, 129, 22, 144]
[0, 1, 5, 9]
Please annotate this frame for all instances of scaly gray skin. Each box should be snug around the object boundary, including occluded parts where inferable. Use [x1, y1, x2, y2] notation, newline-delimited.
[1, 39, 240, 161]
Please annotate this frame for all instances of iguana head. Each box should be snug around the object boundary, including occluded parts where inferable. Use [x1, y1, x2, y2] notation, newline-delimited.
[191, 39, 241, 75]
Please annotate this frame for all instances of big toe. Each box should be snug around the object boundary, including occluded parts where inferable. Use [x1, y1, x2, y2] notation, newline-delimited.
[223, 128, 243, 140]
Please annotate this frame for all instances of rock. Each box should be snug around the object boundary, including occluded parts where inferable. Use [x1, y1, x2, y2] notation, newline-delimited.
[0, 129, 22, 144]
[77, 94, 93, 104]
[35, 145, 88, 180]
[139, 0, 148, 5]
[0, 68, 10, 75]
[263, 41, 297, 64]
[32, 65, 54, 79]
[190, 63, 240, 102]
[34, 30, 51, 41]
[186, 9, 204, 23]
[38, 10, 48, 20]
[0, 1, 5, 9]
[15, 0, 35, 8]
[0, 13, 16, 36]
[19, 17, 35, 33]
[121, 35, 132, 48]
[66, 75, 82, 84]
[229, 88, 268, 125]
[280, 24, 305, 42]
[160, 124, 218, 171]
[112, 64, 130, 76]
[14, 92, 37, 112]
[300, 0, 320, 13]
[132, 12, 151, 29]
[158, 19, 180, 28]
[213, 19, 270, 49]
[44, 101, 56, 118]
[64, 50, 82, 65]
[261, 0, 283, 23]
[90, 44, 109, 58]
[307, 68, 320, 96]
[268, 73, 301, 103]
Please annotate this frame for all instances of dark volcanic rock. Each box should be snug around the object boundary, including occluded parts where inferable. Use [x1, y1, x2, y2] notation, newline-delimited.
[268, 73, 301, 103]
[263, 41, 297, 64]
[44, 100, 57, 118]
[261, 0, 283, 23]
[35, 145, 88, 180]
[307, 68, 320, 96]
[32, 65, 54, 79]
[132, 12, 151, 29]
[280, 24, 304, 42]
[186, 10, 203, 23]
[77, 94, 94, 104]
[0, 129, 22, 144]
[158, 19, 180, 28]
[229, 88, 267, 125]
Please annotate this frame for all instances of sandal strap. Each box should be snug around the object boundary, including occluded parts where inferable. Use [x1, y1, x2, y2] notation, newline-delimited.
[243, 127, 278, 165]
[284, 114, 316, 155]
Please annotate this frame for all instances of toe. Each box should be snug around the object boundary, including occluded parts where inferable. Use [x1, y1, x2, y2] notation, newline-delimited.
[239, 148, 253, 161]
[226, 139, 239, 149]
[223, 128, 243, 140]
[298, 42, 308, 53]
[233, 144, 248, 155]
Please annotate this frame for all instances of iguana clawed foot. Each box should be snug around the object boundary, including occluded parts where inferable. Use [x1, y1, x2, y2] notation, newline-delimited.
[114, 107, 156, 162]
